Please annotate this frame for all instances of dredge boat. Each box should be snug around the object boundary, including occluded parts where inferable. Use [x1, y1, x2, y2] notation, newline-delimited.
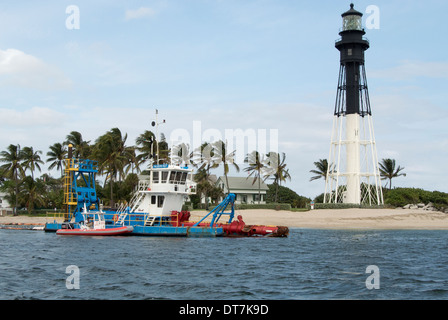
[45, 133, 289, 238]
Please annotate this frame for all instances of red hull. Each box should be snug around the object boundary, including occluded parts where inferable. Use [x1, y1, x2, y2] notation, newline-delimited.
[170, 211, 289, 237]
[56, 226, 133, 236]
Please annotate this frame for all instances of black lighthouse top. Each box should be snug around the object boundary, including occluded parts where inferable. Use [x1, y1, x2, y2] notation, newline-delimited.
[341, 3, 363, 31]
[334, 3, 372, 117]
[335, 3, 369, 61]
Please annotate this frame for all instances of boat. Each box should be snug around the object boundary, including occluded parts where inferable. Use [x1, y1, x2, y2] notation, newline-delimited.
[56, 225, 133, 236]
[56, 209, 133, 236]
[45, 112, 289, 238]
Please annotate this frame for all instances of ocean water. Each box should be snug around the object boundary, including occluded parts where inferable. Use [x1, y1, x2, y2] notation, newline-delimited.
[1, 228, 448, 300]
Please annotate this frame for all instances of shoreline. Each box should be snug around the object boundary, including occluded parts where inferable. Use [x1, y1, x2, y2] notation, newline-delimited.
[190, 208, 448, 230]
[2, 208, 448, 230]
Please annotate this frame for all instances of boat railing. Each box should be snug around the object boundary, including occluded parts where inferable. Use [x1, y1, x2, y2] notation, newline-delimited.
[46, 212, 68, 223]
[110, 213, 174, 227]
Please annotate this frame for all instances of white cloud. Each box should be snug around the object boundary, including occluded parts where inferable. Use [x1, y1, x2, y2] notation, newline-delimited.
[125, 7, 156, 21]
[0, 48, 72, 90]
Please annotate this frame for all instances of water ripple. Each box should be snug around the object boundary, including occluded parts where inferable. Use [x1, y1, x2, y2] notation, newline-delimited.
[2, 229, 448, 299]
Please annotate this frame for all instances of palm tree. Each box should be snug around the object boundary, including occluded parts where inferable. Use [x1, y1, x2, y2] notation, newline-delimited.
[135, 130, 156, 167]
[158, 133, 170, 164]
[266, 152, 291, 202]
[192, 142, 219, 174]
[379, 158, 406, 190]
[212, 140, 240, 194]
[191, 142, 219, 209]
[18, 176, 45, 214]
[244, 151, 267, 204]
[0, 144, 26, 215]
[21, 146, 44, 180]
[92, 128, 134, 207]
[310, 159, 329, 182]
[65, 131, 90, 158]
[47, 142, 67, 177]
[124, 147, 141, 175]
[171, 142, 192, 166]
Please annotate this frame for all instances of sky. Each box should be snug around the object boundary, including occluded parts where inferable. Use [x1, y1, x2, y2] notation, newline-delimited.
[0, 0, 447, 199]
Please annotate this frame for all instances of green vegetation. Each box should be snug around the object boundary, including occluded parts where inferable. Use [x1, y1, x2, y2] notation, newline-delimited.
[383, 188, 448, 209]
[266, 184, 310, 209]
[379, 158, 406, 190]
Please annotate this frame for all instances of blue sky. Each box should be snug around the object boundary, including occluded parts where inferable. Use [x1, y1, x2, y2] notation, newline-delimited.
[0, 0, 447, 199]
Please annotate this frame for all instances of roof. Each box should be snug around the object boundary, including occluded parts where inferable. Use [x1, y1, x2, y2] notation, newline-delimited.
[217, 176, 269, 191]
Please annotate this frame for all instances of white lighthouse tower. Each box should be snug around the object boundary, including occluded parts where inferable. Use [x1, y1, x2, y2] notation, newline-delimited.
[324, 4, 383, 205]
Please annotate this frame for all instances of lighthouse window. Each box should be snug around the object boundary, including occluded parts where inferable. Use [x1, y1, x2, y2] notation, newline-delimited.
[347, 48, 352, 56]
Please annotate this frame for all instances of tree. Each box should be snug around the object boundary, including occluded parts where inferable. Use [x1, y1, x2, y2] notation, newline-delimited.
[191, 142, 219, 210]
[158, 133, 170, 164]
[124, 147, 141, 175]
[0, 144, 26, 215]
[212, 140, 239, 194]
[47, 142, 67, 177]
[18, 176, 46, 214]
[310, 159, 329, 182]
[171, 142, 192, 166]
[135, 130, 156, 168]
[266, 152, 291, 202]
[244, 151, 267, 204]
[379, 158, 406, 190]
[22, 146, 44, 180]
[92, 128, 134, 207]
[194, 168, 215, 210]
[65, 131, 90, 158]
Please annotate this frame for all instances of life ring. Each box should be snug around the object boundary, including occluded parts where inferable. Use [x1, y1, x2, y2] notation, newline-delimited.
[113, 214, 118, 222]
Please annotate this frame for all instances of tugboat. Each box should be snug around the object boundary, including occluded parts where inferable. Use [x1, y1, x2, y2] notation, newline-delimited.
[45, 116, 289, 238]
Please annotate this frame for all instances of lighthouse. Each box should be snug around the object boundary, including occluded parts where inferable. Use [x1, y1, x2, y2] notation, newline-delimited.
[324, 4, 383, 205]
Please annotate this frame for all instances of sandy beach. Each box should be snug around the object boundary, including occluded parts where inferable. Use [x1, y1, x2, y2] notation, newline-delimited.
[3, 208, 448, 230]
[188, 208, 448, 230]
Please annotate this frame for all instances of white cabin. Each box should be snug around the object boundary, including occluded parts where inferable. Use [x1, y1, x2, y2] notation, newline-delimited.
[131, 164, 195, 217]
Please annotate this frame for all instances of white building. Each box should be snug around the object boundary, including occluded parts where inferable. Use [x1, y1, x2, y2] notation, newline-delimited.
[216, 176, 269, 204]
[0, 192, 12, 216]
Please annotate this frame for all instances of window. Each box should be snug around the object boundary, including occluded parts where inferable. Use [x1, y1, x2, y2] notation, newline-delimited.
[153, 171, 159, 183]
[157, 196, 165, 208]
[347, 48, 352, 56]
[181, 172, 187, 184]
[162, 171, 168, 183]
[169, 171, 176, 183]
[151, 196, 156, 205]
[175, 172, 182, 183]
